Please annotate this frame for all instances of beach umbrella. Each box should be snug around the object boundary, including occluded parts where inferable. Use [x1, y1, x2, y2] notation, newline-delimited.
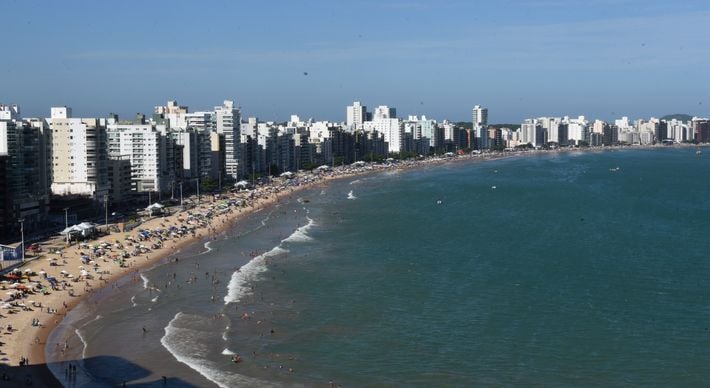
[38, 271, 46, 276]
[24, 269, 32, 273]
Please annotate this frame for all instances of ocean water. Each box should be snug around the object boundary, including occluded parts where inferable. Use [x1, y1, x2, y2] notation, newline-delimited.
[47, 148, 710, 386]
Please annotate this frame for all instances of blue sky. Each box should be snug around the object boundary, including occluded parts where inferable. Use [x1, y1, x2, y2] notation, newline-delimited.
[3, 0, 710, 123]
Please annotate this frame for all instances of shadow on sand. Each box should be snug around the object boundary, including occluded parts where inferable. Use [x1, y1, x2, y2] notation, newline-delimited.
[0, 355, 199, 387]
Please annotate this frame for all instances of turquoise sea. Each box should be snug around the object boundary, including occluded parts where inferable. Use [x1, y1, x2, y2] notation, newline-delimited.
[47, 147, 710, 386]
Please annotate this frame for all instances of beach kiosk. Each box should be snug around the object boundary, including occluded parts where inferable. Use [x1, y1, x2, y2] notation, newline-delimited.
[234, 180, 250, 191]
[146, 203, 165, 216]
[60, 222, 98, 242]
[0, 243, 22, 261]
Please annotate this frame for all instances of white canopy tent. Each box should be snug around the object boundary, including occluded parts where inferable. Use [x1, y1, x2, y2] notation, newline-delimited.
[234, 180, 250, 190]
[146, 203, 165, 216]
[60, 222, 97, 240]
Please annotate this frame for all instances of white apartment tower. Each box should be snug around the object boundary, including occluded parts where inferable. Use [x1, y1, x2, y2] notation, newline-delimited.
[472, 105, 488, 149]
[374, 105, 396, 120]
[106, 120, 175, 193]
[472, 105, 488, 127]
[214, 100, 241, 179]
[47, 107, 109, 199]
[346, 101, 367, 130]
[154, 100, 188, 129]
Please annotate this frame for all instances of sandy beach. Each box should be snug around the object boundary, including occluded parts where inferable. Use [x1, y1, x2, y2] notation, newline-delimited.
[0, 151, 427, 386]
[0, 171, 336, 386]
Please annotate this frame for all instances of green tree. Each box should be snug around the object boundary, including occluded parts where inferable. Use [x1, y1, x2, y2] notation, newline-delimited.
[201, 177, 218, 192]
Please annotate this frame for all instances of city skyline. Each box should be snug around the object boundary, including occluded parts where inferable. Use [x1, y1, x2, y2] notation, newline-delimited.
[3, 1, 710, 122]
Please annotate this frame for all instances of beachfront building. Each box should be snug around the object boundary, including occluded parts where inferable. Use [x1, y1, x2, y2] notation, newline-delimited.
[404, 115, 440, 155]
[106, 116, 180, 193]
[107, 155, 132, 203]
[520, 119, 546, 147]
[692, 118, 710, 143]
[364, 117, 400, 154]
[472, 105, 488, 150]
[47, 106, 109, 200]
[346, 101, 367, 131]
[214, 100, 241, 180]
[565, 116, 589, 146]
[0, 155, 8, 240]
[666, 119, 692, 143]
[542, 117, 568, 146]
[603, 124, 619, 146]
[170, 128, 212, 180]
[0, 104, 51, 237]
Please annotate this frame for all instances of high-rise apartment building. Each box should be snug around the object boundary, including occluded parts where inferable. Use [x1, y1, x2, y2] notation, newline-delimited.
[0, 104, 51, 235]
[107, 118, 179, 193]
[346, 101, 367, 130]
[692, 118, 710, 143]
[213, 100, 241, 179]
[472, 105, 489, 150]
[47, 106, 109, 200]
[373, 105, 396, 121]
[154, 100, 188, 129]
[472, 105, 488, 127]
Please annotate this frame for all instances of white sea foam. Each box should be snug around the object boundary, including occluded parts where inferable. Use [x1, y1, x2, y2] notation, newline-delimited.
[75, 328, 88, 360]
[161, 312, 271, 387]
[130, 295, 137, 307]
[221, 348, 235, 355]
[200, 241, 213, 255]
[320, 190, 326, 195]
[282, 217, 316, 243]
[151, 295, 159, 303]
[350, 179, 361, 185]
[141, 274, 149, 289]
[347, 190, 357, 200]
[223, 246, 289, 305]
[224, 216, 315, 305]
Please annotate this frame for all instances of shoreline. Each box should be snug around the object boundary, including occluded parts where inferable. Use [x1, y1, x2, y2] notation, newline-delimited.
[0, 174, 321, 386]
[0, 143, 698, 386]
